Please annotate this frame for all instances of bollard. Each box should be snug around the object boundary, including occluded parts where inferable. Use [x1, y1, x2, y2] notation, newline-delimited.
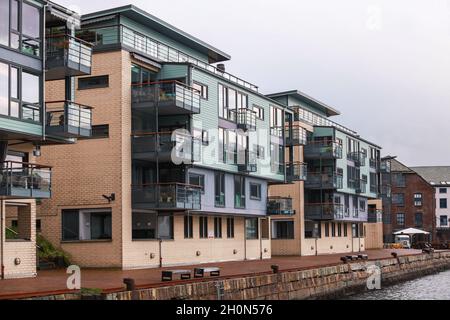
[271, 265, 279, 274]
[123, 278, 136, 291]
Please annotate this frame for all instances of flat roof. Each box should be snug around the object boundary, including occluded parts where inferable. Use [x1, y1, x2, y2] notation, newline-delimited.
[82, 5, 231, 64]
[266, 90, 341, 117]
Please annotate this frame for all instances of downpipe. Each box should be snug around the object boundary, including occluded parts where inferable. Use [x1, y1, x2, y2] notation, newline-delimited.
[1, 200, 4, 279]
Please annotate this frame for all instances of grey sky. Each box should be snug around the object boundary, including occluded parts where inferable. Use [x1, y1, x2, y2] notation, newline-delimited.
[57, 0, 450, 166]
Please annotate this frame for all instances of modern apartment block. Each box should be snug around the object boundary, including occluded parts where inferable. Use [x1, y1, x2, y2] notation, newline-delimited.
[37, 5, 297, 269]
[267, 91, 382, 256]
[382, 159, 436, 244]
[412, 167, 450, 244]
[0, 0, 93, 279]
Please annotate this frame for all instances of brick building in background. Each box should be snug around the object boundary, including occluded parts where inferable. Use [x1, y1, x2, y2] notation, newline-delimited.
[384, 159, 436, 244]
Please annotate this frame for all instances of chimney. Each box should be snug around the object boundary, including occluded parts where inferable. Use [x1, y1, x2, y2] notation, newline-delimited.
[217, 64, 225, 73]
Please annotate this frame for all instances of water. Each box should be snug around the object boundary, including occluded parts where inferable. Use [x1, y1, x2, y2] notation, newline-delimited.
[347, 270, 450, 300]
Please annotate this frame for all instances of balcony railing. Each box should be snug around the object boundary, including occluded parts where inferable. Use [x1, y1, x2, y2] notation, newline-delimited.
[285, 125, 307, 146]
[347, 152, 366, 167]
[267, 197, 295, 215]
[46, 101, 92, 138]
[132, 183, 201, 210]
[0, 161, 51, 199]
[230, 108, 257, 131]
[369, 158, 379, 169]
[286, 162, 307, 182]
[132, 131, 201, 163]
[132, 81, 201, 114]
[305, 173, 343, 189]
[368, 208, 383, 223]
[237, 150, 257, 173]
[45, 34, 92, 81]
[304, 203, 343, 221]
[78, 24, 258, 91]
[304, 141, 343, 159]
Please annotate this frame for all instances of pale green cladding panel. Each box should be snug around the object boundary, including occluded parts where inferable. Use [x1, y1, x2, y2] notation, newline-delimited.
[0, 118, 42, 137]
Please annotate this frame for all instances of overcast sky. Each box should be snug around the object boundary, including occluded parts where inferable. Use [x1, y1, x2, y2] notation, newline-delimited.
[57, 0, 450, 166]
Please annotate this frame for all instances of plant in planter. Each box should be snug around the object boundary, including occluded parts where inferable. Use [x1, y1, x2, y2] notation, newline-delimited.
[37, 234, 71, 268]
[80, 288, 104, 300]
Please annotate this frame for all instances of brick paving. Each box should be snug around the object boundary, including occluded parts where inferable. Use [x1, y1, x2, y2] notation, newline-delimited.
[0, 249, 428, 299]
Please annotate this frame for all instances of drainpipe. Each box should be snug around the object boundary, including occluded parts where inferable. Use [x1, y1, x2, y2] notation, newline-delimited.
[1, 200, 4, 279]
[244, 218, 247, 261]
[259, 218, 263, 260]
[159, 238, 162, 268]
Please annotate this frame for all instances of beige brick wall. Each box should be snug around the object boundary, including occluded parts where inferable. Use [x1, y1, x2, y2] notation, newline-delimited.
[2, 200, 37, 279]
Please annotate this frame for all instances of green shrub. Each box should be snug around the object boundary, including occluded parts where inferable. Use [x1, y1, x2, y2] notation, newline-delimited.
[37, 234, 71, 266]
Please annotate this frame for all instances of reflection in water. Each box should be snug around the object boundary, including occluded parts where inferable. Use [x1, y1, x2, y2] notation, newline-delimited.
[347, 270, 450, 300]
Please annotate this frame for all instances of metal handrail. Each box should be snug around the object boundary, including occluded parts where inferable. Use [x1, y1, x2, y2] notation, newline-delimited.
[46, 34, 93, 68]
[45, 101, 93, 135]
[78, 24, 259, 91]
[0, 161, 52, 196]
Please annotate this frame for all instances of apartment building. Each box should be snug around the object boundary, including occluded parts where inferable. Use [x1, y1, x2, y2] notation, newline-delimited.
[381, 159, 436, 244]
[267, 91, 382, 256]
[0, 0, 93, 279]
[412, 166, 450, 244]
[37, 5, 297, 269]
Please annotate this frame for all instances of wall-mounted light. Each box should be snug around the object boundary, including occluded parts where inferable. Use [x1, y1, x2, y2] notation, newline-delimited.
[33, 145, 41, 157]
[102, 193, 115, 203]
[196, 251, 201, 256]
[149, 253, 155, 259]
[14, 258, 21, 266]
[233, 249, 238, 255]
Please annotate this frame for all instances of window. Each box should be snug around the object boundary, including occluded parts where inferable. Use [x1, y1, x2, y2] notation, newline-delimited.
[272, 220, 294, 239]
[132, 212, 173, 240]
[131, 64, 155, 85]
[218, 84, 247, 121]
[331, 223, 336, 237]
[396, 213, 405, 226]
[36, 219, 41, 232]
[394, 173, 406, 187]
[199, 216, 208, 238]
[440, 199, 448, 209]
[392, 193, 405, 206]
[305, 221, 321, 239]
[269, 106, 283, 137]
[359, 199, 366, 212]
[227, 217, 234, 238]
[0, 1, 41, 56]
[184, 215, 193, 239]
[352, 223, 358, 238]
[254, 145, 265, 160]
[250, 183, 261, 200]
[193, 82, 208, 100]
[369, 172, 378, 193]
[62, 209, 112, 241]
[189, 173, 205, 193]
[202, 130, 209, 146]
[343, 223, 348, 237]
[79, 124, 109, 139]
[415, 213, 423, 228]
[234, 176, 246, 208]
[11, 219, 18, 228]
[440, 216, 448, 227]
[245, 218, 259, 240]
[78, 75, 109, 90]
[324, 222, 330, 237]
[337, 223, 342, 237]
[414, 193, 423, 206]
[252, 105, 264, 120]
[440, 188, 447, 194]
[270, 143, 284, 174]
[214, 172, 225, 207]
[214, 217, 222, 238]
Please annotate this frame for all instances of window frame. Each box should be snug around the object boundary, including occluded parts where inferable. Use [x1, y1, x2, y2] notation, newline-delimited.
[193, 81, 208, 100]
[78, 75, 109, 90]
[440, 198, 448, 209]
[189, 173, 205, 194]
[214, 217, 222, 238]
[184, 215, 193, 239]
[214, 172, 226, 207]
[199, 216, 208, 239]
[226, 217, 235, 239]
[249, 182, 262, 200]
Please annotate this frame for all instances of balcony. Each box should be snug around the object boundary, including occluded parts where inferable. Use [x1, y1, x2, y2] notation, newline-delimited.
[285, 125, 307, 146]
[46, 101, 92, 138]
[132, 183, 201, 210]
[286, 162, 307, 182]
[368, 208, 383, 223]
[347, 152, 366, 167]
[304, 203, 343, 221]
[45, 34, 92, 81]
[229, 108, 257, 131]
[237, 150, 257, 173]
[132, 131, 201, 163]
[132, 81, 200, 115]
[267, 197, 295, 215]
[305, 173, 343, 189]
[304, 141, 343, 160]
[0, 162, 51, 199]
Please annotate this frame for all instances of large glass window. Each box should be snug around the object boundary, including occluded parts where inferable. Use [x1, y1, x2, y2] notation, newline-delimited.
[440, 198, 448, 209]
[62, 209, 112, 241]
[214, 217, 222, 238]
[132, 212, 173, 240]
[227, 217, 234, 238]
[440, 215, 448, 227]
[245, 218, 259, 240]
[0, 0, 9, 46]
[21, 70, 40, 121]
[184, 215, 193, 239]
[0, 62, 8, 116]
[234, 176, 246, 209]
[199, 216, 208, 238]
[272, 220, 294, 239]
[305, 221, 321, 239]
[215, 172, 225, 207]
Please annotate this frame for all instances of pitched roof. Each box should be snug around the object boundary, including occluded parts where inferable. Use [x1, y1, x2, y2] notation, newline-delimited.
[390, 158, 414, 173]
[410, 166, 450, 186]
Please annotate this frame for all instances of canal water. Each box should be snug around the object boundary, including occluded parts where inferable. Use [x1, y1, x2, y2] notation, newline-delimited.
[347, 269, 450, 300]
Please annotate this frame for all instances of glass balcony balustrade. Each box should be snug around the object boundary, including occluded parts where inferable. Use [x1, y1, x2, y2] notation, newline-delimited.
[132, 183, 201, 210]
[229, 108, 257, 131]
[304, 141, 343, 160]
[286, 162, 307, 182]
[304, 203, 344, 221]
[46, 101, 93, 138]
[305, 173, 343, 189]
[267, 197, 295, 215]
[285, 125, 307, 146]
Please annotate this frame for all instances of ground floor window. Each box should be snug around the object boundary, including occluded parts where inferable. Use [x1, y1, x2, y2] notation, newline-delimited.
[132, 211, 173, 240]
[199, 216, 208, 238]
[184, 215, 193, 239]
[62, 209, 112, 241]
[245, 218, 259, 239]
[344, 223, 348, 237]
[214, 217, 222, 238]
[305, 221, 321, 239]
[440, 215, 448, 226]
[272, 220, 294, 239]
[227, 217, 234, 238]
